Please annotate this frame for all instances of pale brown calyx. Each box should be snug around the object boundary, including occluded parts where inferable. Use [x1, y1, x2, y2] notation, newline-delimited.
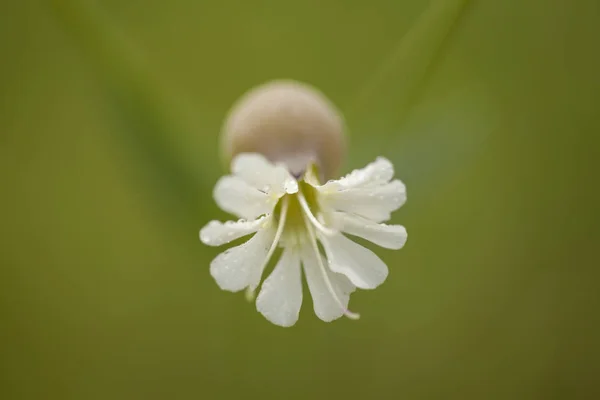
[221, 80, 347, 181]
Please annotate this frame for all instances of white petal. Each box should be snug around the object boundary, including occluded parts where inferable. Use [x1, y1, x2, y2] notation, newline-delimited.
[320, 157, 394, 190]
[329, 212, 407, 250]
[199, 216, 268, 247]
[231, 153, 298, 195]
[318, 179, 406, 222]
[300, 244, 355, 322]
[319, 233, 389, 289]
[209, 223, 275, 292]
[256, 248, 303, 327]
[213, 176, 275, 219]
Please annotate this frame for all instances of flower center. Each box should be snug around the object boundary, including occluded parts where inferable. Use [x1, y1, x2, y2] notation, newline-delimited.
[258, 168, 360, 321]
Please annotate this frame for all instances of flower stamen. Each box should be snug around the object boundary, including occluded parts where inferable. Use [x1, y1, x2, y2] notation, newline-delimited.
[297, 189, 337, 237]
[301, 205, 360, 320]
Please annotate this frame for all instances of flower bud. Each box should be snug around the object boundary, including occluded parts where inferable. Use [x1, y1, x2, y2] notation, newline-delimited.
[221, 80, 346, 180]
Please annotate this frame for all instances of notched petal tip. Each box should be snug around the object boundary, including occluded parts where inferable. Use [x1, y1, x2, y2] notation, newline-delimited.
[256, 248, 303, 327]
[320, 233, 389, 290]
[330, 212, 408, 250]
[300, 242, 360, 322]
[209, 226, 274, 292]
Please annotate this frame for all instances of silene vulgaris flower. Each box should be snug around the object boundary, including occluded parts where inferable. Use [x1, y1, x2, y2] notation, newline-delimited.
[199, 80, 407, 327]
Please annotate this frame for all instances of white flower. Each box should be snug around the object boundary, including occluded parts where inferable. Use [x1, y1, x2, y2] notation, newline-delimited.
[200, 153, 407, 327]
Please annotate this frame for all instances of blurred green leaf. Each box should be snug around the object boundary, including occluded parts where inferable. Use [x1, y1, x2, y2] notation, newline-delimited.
[46, 0, 210, 224]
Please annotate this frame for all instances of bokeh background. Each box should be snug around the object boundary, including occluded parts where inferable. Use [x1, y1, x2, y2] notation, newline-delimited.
[1, 0, 598, 399]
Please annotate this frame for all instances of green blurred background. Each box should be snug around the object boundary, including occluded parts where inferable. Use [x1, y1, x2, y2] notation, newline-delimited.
[1, 0, 598, 398]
